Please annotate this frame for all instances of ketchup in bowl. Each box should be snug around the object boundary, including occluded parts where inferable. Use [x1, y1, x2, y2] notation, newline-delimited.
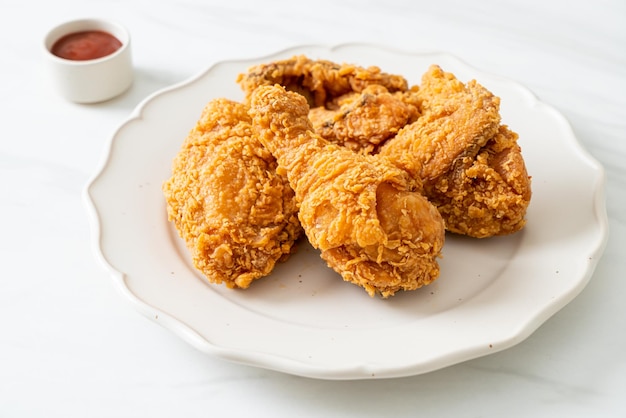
[51, 30, 122, 61]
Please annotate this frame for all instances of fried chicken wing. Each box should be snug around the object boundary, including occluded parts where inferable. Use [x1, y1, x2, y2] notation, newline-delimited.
[249, 85, 445, 298]
[379, 65, 531, 237]
[308, 84, 421, 153]
[237, 55, 409, 108]
[163, 98, 302, 289]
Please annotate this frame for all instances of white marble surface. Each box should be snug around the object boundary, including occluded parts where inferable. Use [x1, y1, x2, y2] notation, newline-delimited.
[1, 0, 625, 416]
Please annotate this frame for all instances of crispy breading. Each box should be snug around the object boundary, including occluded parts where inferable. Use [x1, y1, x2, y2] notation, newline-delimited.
[164, 58, 533, 297]
[163, 98, 302, 289]
[249, 85, 444, 298]
[308, 84, 421, 153]
[379, 65, 531, 237]
[237, 55, 409, 108]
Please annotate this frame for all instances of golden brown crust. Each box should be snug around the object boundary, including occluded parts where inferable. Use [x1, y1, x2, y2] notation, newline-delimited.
[237, 55, 409, 108]
[249, 85, 444, 298]
[428, 125, 531, 237]
[164, 58, 532, 297]
[379, 65, 531, 237]
[308, 85, 421, 154]
[163, 98, 302, 289]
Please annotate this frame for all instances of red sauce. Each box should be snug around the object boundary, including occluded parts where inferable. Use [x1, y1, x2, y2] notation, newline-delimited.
[51, 30, 122, 61]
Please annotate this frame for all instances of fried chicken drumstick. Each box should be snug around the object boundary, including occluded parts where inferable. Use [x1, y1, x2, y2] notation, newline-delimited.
[379, 65, 531, 237]
[249, 85, 445, 297]
[163, 98, 302, 289]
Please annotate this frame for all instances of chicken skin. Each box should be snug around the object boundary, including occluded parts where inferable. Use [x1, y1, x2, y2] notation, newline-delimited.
[163, 98, 302, 289]
[308, 84, 421, 154]
[237, 55, 409, 108]
[379, 65, 531, 237]
[248, 85, 445, 298]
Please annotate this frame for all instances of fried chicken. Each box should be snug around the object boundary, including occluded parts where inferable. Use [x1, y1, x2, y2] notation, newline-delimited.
[379, 65, 531, 237]
[249, 85, 445, 298]
[237, 55, 409, 108]
[163, 98, 302, 289]
[308, 84, 421, 154]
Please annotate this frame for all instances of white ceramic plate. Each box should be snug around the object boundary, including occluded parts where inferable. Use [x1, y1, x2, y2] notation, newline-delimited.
[84, 44, 608, 380]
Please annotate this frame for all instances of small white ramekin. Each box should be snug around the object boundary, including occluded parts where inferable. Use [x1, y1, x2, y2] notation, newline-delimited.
[43, 18, 133, 103]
